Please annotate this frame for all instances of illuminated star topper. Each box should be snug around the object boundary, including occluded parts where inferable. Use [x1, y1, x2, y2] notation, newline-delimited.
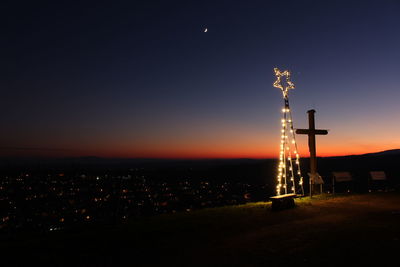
[273, 68, 295, 98]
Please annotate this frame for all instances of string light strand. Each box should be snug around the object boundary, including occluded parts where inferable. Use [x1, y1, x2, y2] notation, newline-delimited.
[273, 68, 303, 196]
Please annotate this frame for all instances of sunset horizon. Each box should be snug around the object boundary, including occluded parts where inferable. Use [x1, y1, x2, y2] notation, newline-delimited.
[1, 146, 399, 159]
[3, 1, 399, 161]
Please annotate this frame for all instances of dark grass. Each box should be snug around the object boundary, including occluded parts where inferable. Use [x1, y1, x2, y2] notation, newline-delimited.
[2, 192, 400, 266]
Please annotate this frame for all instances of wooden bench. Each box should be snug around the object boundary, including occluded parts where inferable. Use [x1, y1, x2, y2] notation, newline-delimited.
[270, 193, 297, 211]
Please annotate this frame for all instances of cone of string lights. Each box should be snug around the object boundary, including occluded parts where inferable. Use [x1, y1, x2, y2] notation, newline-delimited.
[273, 68, 304, 196]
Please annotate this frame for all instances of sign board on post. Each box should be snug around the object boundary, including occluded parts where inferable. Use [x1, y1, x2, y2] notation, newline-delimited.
[332, 172, 352, 182]
[370, 171, 386, 181]
[308, 172, 324, 184]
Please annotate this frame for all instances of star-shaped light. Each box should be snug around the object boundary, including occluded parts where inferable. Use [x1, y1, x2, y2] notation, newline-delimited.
[273, 68, 295, 98]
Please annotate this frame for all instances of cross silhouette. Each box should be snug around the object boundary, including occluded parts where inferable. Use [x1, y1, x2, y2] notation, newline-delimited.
[296, 110, 328, 196]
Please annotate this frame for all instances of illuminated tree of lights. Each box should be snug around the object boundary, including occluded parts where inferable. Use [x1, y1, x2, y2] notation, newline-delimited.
[273, 68, 304, 196]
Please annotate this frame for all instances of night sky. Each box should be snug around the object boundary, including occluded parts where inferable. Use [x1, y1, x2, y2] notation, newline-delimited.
[2, 0, 400, 158]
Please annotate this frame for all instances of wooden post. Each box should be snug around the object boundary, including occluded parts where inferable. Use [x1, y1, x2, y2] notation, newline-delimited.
[308, 110, 317, 179]
[296, 110, 328, 197]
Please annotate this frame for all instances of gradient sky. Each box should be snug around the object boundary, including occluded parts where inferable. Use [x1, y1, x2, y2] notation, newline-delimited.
[2, 0, 400, 158]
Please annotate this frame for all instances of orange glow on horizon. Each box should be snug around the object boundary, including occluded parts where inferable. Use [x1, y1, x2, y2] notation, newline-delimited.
[1, 134, 397, 159]
[11, 145, 394, 159]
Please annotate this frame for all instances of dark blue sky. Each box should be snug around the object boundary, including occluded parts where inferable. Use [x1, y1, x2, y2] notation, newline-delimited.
[2, 0, 400, 158]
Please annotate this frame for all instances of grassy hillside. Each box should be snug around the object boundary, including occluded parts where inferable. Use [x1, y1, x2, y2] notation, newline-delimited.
[3, 192, 400, 266]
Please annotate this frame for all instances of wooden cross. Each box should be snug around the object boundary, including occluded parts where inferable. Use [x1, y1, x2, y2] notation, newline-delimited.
[295, 110, 328, 196]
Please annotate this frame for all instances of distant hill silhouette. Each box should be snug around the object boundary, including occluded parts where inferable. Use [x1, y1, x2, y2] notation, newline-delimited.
[1, 150, 400, 189]
[0, 148, 399, 164]
[0, 149, 399, 196]
[361, 149, 400, 157]
[0, 149, 400, 168]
